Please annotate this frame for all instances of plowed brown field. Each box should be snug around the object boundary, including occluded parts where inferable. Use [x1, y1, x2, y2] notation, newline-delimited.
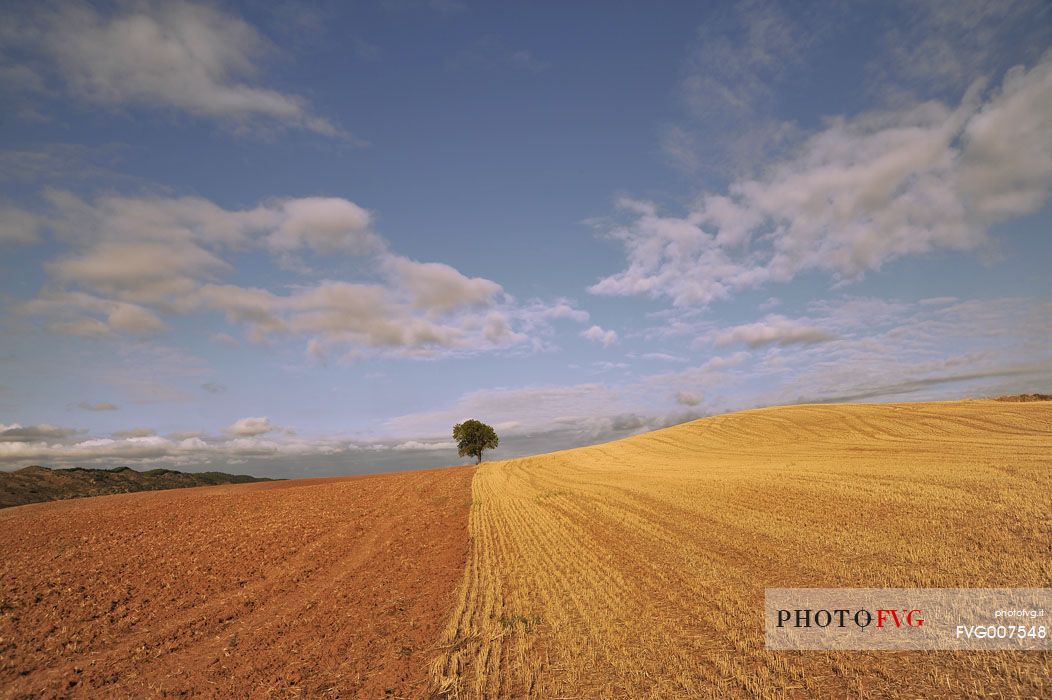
[1, 465, 474, 699]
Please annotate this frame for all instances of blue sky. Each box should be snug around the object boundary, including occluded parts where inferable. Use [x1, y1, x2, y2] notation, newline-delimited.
[1, 0, 1050, 477]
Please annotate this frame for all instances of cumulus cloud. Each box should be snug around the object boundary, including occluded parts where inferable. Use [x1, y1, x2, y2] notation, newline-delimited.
[382, 255, 503, 313]
[112, 427, 156, 439]
[0, 431, 343, 468]
[202, 278, 538, 356]
[35, 192, 382, 305]
[528, 300, 590, 323]
[16, 191, 586, 358]
[54, 238, 226, 304]
[959, 58, 1052, 218]
[581, 324, 618, 347]
[226, 416, 283, 437]
[713, 315, 836, 348]
[1, 1, 342, 136]
[0, 421, 471, 472]
[197, 280, 485, 352]
[76, 401, 118, 411]
[21, 291, 168, 336]
[266, 198, 381, 254]
[285, 281, 467, 348]
[0, 423, 79, 442]
[592, 54, 1052, 306]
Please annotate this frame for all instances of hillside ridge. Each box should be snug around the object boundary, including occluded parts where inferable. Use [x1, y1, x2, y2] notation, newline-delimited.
[433, 398, 1052, 698]
[0, 465, 274, 509]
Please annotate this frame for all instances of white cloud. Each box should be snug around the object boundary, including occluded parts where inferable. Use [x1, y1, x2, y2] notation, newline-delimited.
[190, 280, 561, 357]
[266, 198, 381, 254]
[0, 423, 79, 442]
[381, 255, 503, 313]
[38, 191, 383, 299]
[226, 416, 283, 437]
[0, 420, 468, 471]
[2, 1, 342, 136]
[17, 191, 582, 358]
[593, 54, 1052, 307]
[391, 439, 455, 451]
[632, 352, 688, 363]
[959, 57, 1052, 218]
[112, 427, 156, 439]
[581, 324, 618, 347]
[0, 431, 341, 465]
[21, 291, 168, 336]
[541, 300, 589, 322]
[284, 281, 466, 348]
[51, 238, 228, 304]
[713, 315, 835, 348]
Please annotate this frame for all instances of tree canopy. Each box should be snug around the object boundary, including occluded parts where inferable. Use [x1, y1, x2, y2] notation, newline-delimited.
[452, 419, 499, 464]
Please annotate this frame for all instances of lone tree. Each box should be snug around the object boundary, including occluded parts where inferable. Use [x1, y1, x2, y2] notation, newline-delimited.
[453, 419, 499, 464]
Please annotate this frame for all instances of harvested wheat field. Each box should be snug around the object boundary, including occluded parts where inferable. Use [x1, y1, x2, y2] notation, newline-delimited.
[433, 400, 1052, 698]
[0, 466, 474, 699]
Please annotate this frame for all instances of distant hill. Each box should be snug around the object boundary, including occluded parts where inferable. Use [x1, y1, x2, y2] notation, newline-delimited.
[993, 393, 1052, 402]
[0, 465, 274, 509]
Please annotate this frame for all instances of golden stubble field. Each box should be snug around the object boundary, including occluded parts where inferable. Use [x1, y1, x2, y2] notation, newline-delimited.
[431, 400, 1052, 698]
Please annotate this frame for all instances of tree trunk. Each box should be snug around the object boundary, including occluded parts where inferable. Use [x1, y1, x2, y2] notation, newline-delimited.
[476, 453, 482, 465]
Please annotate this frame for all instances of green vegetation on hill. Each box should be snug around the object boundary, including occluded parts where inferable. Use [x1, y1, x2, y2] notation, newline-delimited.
[0, 465, 273, 509]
